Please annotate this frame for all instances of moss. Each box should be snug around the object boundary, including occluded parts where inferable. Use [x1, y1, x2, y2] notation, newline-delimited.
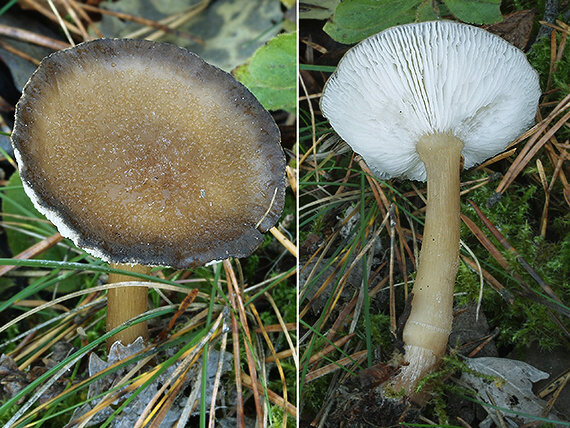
[382, 383, 407, 400]
[459, 170, 570, 352]
[301, 373, 333, 414]
[269, 405, 296, 427]
[455, 261, 483, 307]
[528, 33, 570, 96]
[0, 401, 18, 426]
[367, 313, 394, 350]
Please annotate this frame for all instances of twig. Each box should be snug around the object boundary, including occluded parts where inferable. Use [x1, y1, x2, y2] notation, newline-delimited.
[0, 24, 70, 50]
[78, 3, 204, 44]
[0, 40, 41, 65]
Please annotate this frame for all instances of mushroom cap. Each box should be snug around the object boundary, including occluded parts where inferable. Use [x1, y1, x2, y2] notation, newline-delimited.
[321, 21, 541, 182]
[11, 38, 286, 269]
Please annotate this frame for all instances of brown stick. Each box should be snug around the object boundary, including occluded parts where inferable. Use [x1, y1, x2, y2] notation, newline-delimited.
[0, 24, 70, 50]
[106, 263, 151, 350]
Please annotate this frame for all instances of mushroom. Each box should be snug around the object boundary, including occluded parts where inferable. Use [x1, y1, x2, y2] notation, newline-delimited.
[321, 21, 540, 401]
[11, 38, 286, 349]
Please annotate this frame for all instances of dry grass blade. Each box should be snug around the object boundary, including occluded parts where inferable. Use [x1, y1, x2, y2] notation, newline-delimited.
[136, 313, 225, 428]
[156, 288, 199, 341]
[542, 138, 569, 217]
[301, 189, 362, 221]
[224, 259, 263, 425]
[541, 20, 570, 92]
[389, 207, 397, 332]
[540, 366, 570, 419]
[0, 281, 202, 337]
[286, 165, 298, 197]
[17, 322, 76, 370]
[496, 109, 570, 197]
[299, 72, 319, 182]
[240, 372, 298, 418]
[328, 275, 388, 340]
[229, 303, 245, 427]
[8, 299, 68, 312]
[46, 0, 74, 46]
[208, 331, 229, 428]
[256, 323, 296, 333]
[473, 148, 518, 171]
[460, 214, 517, 282]
[494, 88, 570, 200]
[357, 157, 391, 214]
[265, 348, 295, 363]
[305, 350, 368, 383]
[264, 292, 298, 368]
[307, 334, 355, 366]
[271, 226, 298, 257]
[146, 370, 190, 428]
[538, 366, 570, 399]
[250, 303, 289, 427]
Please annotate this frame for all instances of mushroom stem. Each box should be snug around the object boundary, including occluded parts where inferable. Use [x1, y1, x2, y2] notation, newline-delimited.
[106, 263, 151, 350]
[389, 132, 463, 403]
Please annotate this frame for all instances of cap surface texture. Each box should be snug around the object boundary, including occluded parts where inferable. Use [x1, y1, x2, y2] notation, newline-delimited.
[11, 38, 286, 269]
[321, 21, 541, 181]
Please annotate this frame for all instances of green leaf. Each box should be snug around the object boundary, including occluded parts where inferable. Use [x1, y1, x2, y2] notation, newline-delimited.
[323, 0, 421, 44]
[443, 0, 502, 24]
[299, 0, 341, 20]
[417, 0, 439, 21]
[234, 32, 296, 113]
[280, 0, 296, 8]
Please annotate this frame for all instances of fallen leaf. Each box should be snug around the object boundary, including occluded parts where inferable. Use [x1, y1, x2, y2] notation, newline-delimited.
[461, 357, 565, 426]
[485, 9, 537, 50]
